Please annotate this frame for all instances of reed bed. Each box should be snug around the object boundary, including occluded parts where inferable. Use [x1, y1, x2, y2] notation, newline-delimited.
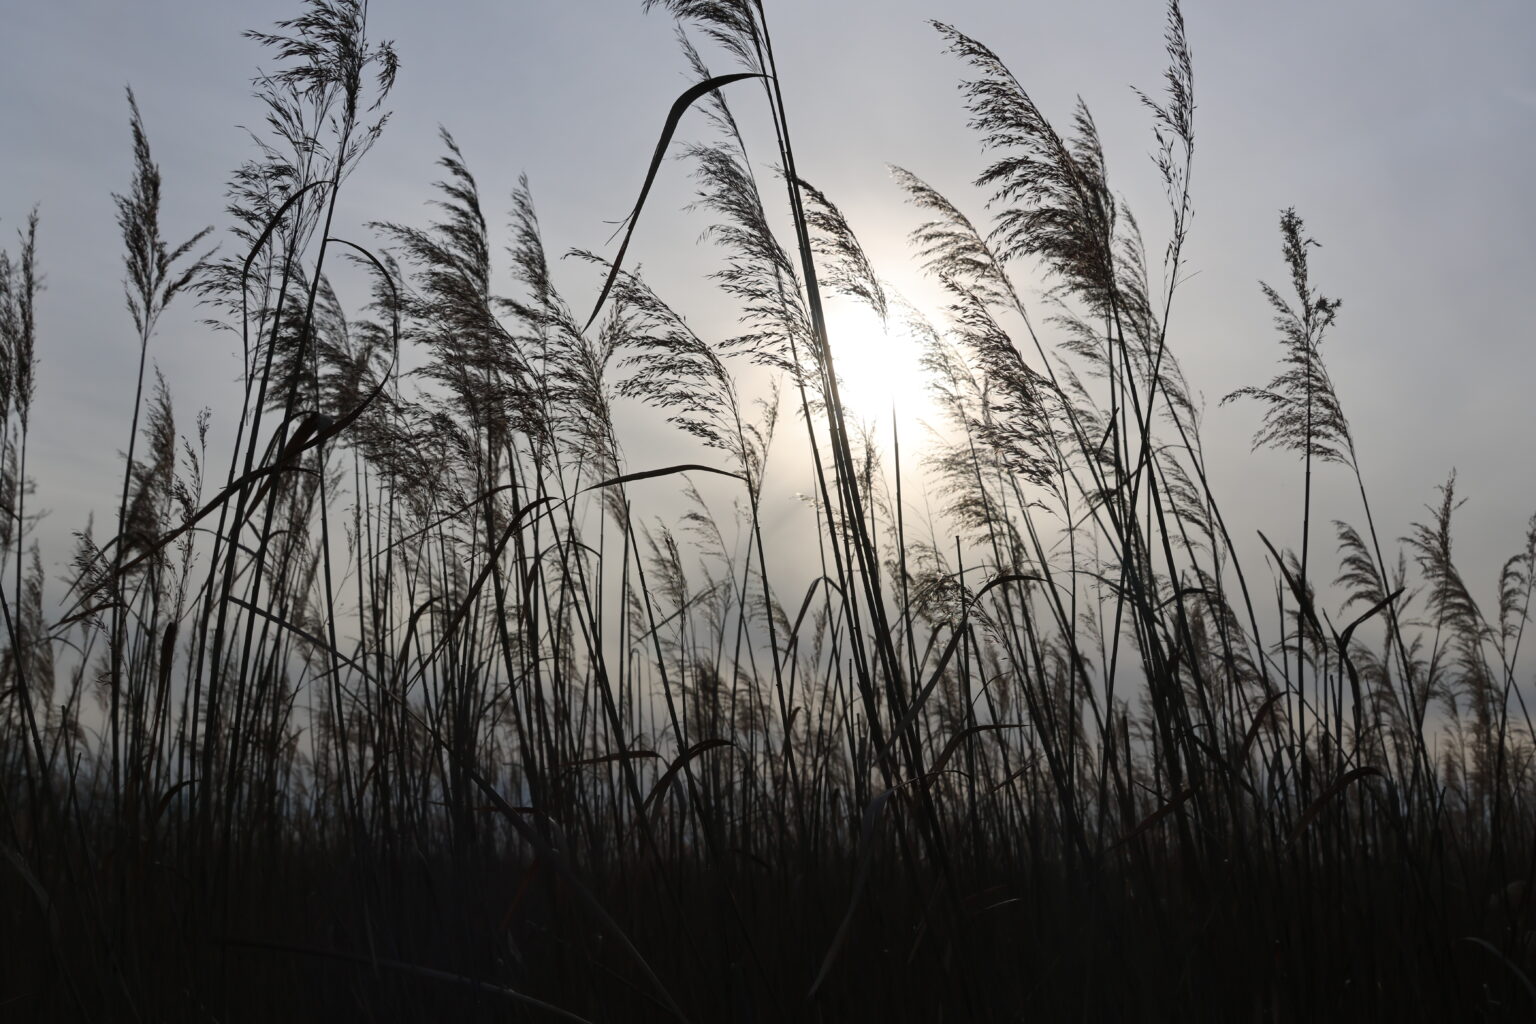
[3, 1, 1534, 1020]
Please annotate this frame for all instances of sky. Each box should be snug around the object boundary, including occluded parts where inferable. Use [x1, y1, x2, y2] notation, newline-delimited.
[2, 0, 1535, 624]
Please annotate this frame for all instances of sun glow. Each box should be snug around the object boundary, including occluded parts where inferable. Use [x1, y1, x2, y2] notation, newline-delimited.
[820, 302, 944, 443]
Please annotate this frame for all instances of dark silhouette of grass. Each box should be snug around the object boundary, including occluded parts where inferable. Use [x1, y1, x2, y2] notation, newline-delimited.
[3, 1, 1536, 1020]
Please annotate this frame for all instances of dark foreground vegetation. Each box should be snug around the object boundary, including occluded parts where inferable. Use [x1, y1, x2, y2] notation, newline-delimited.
[3, 1, 1535, 1019]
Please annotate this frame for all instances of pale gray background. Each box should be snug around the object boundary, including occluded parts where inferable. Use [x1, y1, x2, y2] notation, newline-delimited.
[2, 0, 1533, 625]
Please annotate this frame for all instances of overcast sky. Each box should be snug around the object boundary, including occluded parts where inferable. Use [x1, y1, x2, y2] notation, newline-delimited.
[2, 0, 1534, 616]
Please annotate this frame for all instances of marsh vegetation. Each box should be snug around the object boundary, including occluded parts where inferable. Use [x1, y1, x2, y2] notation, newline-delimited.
[3, 1, 1535, 1019]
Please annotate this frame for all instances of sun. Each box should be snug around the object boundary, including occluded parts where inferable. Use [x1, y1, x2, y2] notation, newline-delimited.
[820, 302, 943, 442]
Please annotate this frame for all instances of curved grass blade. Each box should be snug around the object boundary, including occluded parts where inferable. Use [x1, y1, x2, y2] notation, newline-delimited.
[1258, 529, 1323, 638]
[560, 750, 661, 770]
[929, 723, 1025, 779]
[580, 462, 746, 494]
[406, 465, 740, 691]
[1335, 587, 1405, 652]
[1113, 786, 1194, 850]
[1288, 765, 1383, 844]
[1332, 588, 1404, 739]
[116, 366, 397, 577]
[1233, 690, 1286, 768]
[241, 179, 331, 288]
[782, 575, 844, 658]
[582, 72, 765, 331]
[149, 778, 198, 828]
[642, 738, 736, 816]
[878, 573, 1043, 763]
